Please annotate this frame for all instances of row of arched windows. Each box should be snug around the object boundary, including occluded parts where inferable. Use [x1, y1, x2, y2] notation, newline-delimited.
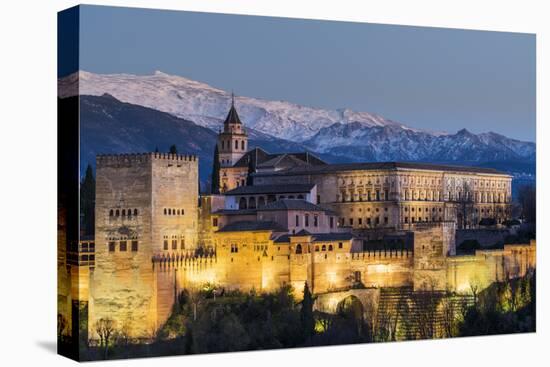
[220, 139, 246, 151]
[164, 208, 185, 216]
[109, 208, 138, 217]
[295, 242, 343, 254]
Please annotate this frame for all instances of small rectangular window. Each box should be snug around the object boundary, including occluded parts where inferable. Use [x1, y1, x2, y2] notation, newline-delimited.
[329, 217, 334, 228]
[212, 217, 218, 227]
[180, 239, 185, 249]
[314, 215, 318, 227]
[120, 241, 127, 252]
[338, 242, 343, 249]
[163, 240, 168, 250]
[131, 241, 138, 252]
[349, 218, 354, 226]
[384, 217, 388, 224]
[295, 215, 299, 227]
[108, 242, 115, 252]
[172, 240, 177, 250]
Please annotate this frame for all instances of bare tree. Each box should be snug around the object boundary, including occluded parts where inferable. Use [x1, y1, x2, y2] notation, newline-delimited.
[94, 318, 116, 359]
[413, 278, 439, 339]
[455, 181, 475, 229]
[518, 185, 536, 224]
[57, 313, 67, 340]
[440, 294, 456, 338]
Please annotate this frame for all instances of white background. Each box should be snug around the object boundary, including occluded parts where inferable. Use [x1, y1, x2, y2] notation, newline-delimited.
[0, 0, 547, 366]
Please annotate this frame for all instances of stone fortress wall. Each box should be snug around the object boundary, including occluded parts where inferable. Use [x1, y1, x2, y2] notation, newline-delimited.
[59, 153, 534, 342]
[90, 153, 199, 339]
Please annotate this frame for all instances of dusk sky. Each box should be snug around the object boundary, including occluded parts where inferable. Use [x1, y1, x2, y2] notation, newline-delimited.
[74, 5, 535, 141]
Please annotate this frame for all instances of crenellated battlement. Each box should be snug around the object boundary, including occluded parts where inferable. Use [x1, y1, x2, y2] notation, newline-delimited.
[152, 251, 217, 268]
[351, 249, 412, 261]
[96, 152, 198, 166]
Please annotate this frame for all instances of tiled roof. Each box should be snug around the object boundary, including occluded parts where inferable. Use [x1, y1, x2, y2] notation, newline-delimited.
[212, 209, 257, 216]
[224, 184, 315, 195]
[216, 220, 288, 233]
[232, 149, 327, 169]
[258, 199, 328, 212]
[273, 232, 354, 243]
[312, 232, 354, 242]
[223, 103, 242, 125]
[254, 161, 508, 176]
[233, 147, 271, 168]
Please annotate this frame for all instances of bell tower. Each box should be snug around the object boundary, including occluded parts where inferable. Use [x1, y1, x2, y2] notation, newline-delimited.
[217, 93, 248, 167]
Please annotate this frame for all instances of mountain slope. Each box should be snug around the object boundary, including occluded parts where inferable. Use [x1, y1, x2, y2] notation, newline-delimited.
[75, 94, 322, 188]
[304, 123, 535, 163]
[59, 70, 416, 142]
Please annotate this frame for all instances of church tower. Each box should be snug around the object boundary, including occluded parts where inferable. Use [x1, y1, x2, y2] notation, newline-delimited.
[217, 93, 248, 167]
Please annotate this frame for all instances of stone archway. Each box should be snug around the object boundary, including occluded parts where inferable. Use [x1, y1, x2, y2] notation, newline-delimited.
[336, 295, 364, 321]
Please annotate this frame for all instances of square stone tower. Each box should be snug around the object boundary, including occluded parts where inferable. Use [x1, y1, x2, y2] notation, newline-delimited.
[90, 153, 199, 339]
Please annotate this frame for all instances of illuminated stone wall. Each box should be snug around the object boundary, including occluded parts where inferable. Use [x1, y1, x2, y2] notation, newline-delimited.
[253, 168, 512, 230]
[446, 240, 536, 293]
[90, 153, 199, 340]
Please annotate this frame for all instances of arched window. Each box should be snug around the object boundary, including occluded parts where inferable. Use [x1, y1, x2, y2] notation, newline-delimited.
[164, 208, 167, 215]
[235, 140, 238, 149]
[134, 209, 138, 216]
[321, 245, 326, 251]
[168, 208, 172, 215]
[115, 209, 120, 216]
[121, 209, 126, 216]
[315, 245, 319, 252]
[297, 194, 304, 199]
[248, 197, 257, 209]
[295, 244, 302, 254]
[127, 209, 132, 217]
[177, 209, 180, 215]
[239, 197, 247, 209]
[181, 209, 184, 215]
[109, 209, 114, 217]
[241, 140, 245, 150]
[328, 245, 333, 251]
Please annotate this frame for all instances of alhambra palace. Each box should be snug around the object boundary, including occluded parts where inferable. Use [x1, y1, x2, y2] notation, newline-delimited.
[58, 98, 536, 341]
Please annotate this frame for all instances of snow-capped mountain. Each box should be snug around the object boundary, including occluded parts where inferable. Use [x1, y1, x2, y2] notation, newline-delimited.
[304, 123, 535, 163]
[58, 70, 535, 175]
[58, 70, 416, 142]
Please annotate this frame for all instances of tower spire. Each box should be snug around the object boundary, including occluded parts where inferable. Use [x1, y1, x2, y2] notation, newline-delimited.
[231, 90, 235, 108]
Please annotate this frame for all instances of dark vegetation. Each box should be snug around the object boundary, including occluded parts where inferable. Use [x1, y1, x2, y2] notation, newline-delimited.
[59, 271, 535, 360]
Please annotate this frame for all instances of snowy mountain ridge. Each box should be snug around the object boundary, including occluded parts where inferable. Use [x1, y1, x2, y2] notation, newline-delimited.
[59, 70, 424, 142]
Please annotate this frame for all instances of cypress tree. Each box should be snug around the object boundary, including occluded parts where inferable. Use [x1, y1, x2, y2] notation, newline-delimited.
[301, 282, 315, 339]
[211, 144, 220, 194]
[80, 164, 95, 236]
[246, 155, 254, 186]
[169, 144, 178, 154]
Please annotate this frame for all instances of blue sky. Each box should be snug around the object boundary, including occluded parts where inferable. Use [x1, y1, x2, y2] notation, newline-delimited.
[72, 5, 535, 141]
